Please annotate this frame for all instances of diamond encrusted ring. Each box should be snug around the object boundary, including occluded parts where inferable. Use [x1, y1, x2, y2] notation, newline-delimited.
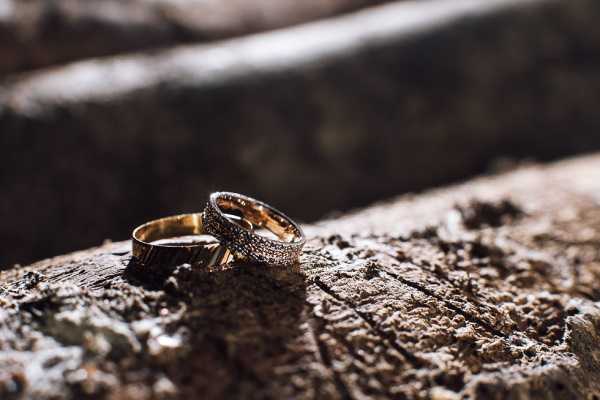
[203, 192, 305, 265]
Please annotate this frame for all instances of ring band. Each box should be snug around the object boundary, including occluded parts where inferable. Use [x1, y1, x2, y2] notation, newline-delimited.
[203, 192, 305, 265]
[132, 213, 235, 268]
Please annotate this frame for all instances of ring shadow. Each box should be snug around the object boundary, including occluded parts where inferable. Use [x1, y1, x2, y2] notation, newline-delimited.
[123, 258, 309, 399]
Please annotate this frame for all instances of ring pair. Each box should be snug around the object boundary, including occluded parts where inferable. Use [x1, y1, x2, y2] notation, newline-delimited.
[131, 192, 305, 268]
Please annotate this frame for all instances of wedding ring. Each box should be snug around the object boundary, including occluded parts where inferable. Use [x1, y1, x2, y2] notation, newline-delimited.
[203, 192, 305, 265]
[132, 213, 240, 268]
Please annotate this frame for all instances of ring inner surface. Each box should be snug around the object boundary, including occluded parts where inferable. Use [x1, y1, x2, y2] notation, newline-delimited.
[137, 213, 253, 245]
[136, 214, 205, 244]
[216, 198, 299, 242]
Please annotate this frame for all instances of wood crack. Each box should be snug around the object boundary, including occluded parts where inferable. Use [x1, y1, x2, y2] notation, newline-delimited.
[309, 308, 397, 399]
[308, 316, 354, 400]
[313, 276, 427, 368]
[379, 267, 508, 339]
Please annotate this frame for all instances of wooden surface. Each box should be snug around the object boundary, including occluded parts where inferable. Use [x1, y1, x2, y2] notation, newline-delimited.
[3, 0, 600, 267]
[1, 154, 600, 399]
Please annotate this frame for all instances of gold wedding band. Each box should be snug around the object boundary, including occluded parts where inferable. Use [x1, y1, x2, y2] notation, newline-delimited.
[132, 213, 237, 268]
[131, 192, 304, 268]
[203, 192, 305, 265]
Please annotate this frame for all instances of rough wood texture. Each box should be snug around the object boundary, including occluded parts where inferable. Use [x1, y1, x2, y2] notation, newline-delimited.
[1, 154, 600, 399]
[3, 0, 600, 267]
[0, 0, 388, 76]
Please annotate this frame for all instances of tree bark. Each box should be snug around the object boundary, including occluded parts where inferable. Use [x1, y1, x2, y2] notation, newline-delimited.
[1, 153, 600, 399]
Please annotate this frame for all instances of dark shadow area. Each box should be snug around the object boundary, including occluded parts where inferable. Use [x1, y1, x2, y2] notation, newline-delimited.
[123, 258, 310, 398]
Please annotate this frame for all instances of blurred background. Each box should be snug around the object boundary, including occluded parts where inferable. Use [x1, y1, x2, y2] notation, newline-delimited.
[1, 0, 600, 268]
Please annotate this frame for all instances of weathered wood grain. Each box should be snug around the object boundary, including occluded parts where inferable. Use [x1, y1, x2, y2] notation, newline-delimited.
[1, 154, 599, 399]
